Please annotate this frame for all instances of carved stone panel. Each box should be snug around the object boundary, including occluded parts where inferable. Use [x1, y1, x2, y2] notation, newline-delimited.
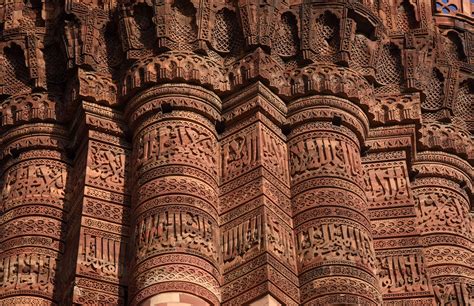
[135, 207, 219, 264]
[0, 251, 58, 298]
[0, 0, 472, 304]
[1, 159, 67, 209]
[364, 162, 411, 204]
[221, 122, 288, 185]
[289, 132, 363, 186]
[296, 221, 377, 273]
[133, 116, 218, 179]
[376, 249, 432, 298]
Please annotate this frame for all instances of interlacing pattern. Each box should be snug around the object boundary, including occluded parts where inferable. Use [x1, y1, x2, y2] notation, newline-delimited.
[169, 0, 197, 49]
[376, 44, 404, 85]
[312, 12, 340, 56]
[212, 9, 243, 54]
[273, 12, 299, 57]
[0, 0, 472, 305]
[422, 70, 445, 111]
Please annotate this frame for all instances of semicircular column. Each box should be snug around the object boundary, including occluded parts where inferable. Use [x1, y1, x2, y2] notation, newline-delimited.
[287, 95, 381, 305]
[412, 151, 473, 305]
[126, 84, 221, 306]
[0, 94, 69, 305]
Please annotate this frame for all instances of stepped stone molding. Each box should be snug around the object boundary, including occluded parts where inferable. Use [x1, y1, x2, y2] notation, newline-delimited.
[0, 0, 472, 305]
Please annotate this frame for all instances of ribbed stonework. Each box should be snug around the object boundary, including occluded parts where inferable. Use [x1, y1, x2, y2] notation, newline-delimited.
[126, 85, 221, 305]
[288, 96, 380, 304]
[0, 0, 472, 305]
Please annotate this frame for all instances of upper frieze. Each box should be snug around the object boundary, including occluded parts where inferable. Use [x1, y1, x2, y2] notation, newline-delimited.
[0, 0, 471, 138]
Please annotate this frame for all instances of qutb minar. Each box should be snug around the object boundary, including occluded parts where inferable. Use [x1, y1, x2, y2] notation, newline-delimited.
[0, 0, 472, 305]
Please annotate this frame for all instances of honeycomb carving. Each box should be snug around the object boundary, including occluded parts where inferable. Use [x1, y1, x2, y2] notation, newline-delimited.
[0, 1, 472, 305]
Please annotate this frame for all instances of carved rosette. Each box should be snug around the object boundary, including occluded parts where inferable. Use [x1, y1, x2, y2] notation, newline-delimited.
[126, 84, 221, 305]
[411, 152, 473, 304]
[287, 95, 381, 304]
[0, 94, 69, 304]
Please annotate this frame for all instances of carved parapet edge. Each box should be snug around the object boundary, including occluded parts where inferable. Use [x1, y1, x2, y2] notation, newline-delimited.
[124, 83, 222, 130]
[345, 0, 385, 30]
[369, 92, 422, 126]
[287, 95, 370, 145]
[121, 52, 229, 99]
[0, 93, 62, 131]
[433, 9, 474, 29]
[227, 48, 287, 95]
[418, 121, 474, 162]
[120, 53, 378, 113]
[283, 63, 375, 107]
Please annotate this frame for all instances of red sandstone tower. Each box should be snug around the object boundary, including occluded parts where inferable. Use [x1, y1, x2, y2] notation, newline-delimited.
[0, 0, 472, 305]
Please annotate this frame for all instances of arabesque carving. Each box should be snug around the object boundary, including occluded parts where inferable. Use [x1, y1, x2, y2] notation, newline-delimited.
[0, 0, 472, 305]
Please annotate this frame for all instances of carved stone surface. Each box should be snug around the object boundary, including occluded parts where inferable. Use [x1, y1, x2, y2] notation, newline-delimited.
[127, 87, 221, 305]
[0, 147, 68, 304]
[0, 0, 472, 305]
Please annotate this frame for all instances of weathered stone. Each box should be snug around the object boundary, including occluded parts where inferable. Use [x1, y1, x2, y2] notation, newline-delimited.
[0, 1, 472, 305]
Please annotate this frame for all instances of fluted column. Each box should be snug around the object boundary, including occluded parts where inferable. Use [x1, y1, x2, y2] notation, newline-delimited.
[58, 101, 130, 305]
[126, 84, 221, 305]
[412, 152, 473, 305]
[219, 83, 298, 305]
[287, 96, 381, 305]
[0, 94, 69, 305]
[363, 126, 435, 304]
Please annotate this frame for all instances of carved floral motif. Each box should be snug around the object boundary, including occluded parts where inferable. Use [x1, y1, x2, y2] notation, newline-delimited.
[0, 0, 472, 305]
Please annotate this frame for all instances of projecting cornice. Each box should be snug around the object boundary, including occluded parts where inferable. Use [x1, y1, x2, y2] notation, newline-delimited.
[0, 0, 472, 162]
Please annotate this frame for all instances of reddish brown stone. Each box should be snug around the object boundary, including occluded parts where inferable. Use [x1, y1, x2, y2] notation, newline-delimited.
[0, 0, 472, 305]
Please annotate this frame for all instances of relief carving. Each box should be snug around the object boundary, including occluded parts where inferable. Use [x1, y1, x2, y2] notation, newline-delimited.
[433, 282, 474, 306]
[221, 214, 264, 268]
[416, 191, 471, 237]
[222, 126, 259, 181]
[135, 122, 217, 176]
[266, 213, 296, 269]
[87, 142, 127, 192]
[222, 124, 288, 183]
[289, 135, 362, 182]
[1, 162, 67, 202]
[364, 164, 410, 202]
[0, 253, 57, 295]
[0, 1, 472, 305]
[135, 210, 218, 262]
[261, 127, 288, 183]
[296, 223, 376, 271]
[376, 252, 431, 295]
[78, 231, 125, 279]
